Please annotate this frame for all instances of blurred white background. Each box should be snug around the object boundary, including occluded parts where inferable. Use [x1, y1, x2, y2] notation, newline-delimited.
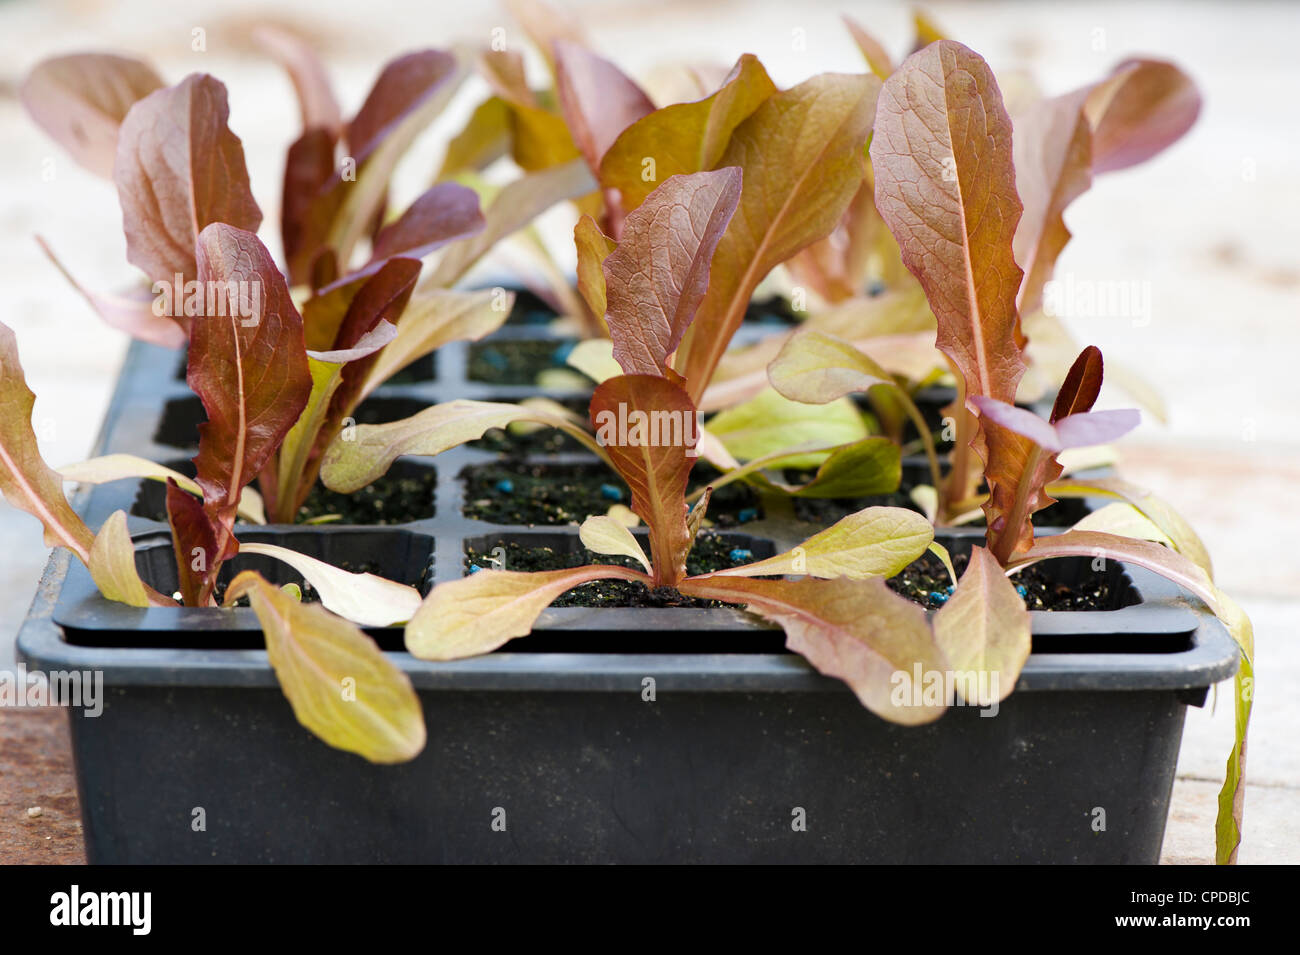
[1, 0, 1297, 862]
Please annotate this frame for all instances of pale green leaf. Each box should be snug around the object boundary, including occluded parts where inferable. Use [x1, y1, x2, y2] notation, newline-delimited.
[226, 571, 426, 763]
[706, 387, 869, 468]
[406, 564, 649, 660]
[711, 505, 931, 580]
[238, 542, 421, 627]
[579, 515, 651, 574]
[1072, 502, 1174, 547]
[89, 510, 157, 608]
[566, 337, 621, 383]
[321, 399, 604, 493]
[59, 453, 266, 523]
[1006, 530, 1251, 865]
[911, 486, 939, 523]
[574, 213, 615, 319]
[361, 288, 511, 399]
[768, 328, 894, 404]
[0, 322, 96, 563]
[934, 546, 1030, 705]
[1214, 589, 1254, 865]
[746, 436, 901, 499]
[1046, 477, 1212, 578]
[928, 543, 957, 588]
[600, 53, 776, 211]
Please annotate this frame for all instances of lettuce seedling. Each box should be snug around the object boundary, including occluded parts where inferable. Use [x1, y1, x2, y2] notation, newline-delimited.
[21, 40, 592, 349]
[0, 319, 425, 763]
[23, 46, 604, 522]
[408, 374, 948, 727]
[428, 0, 658, 330]
[772, 16, 1202, 429]
[393, 164, 1034, 742]
[318, 65, 896, 505]
[775, 39, 1250, 864]
[401, 243, 949, 725]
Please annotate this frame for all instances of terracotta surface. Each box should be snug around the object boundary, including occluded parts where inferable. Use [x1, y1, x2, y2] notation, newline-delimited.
[0, 709, 85, 864]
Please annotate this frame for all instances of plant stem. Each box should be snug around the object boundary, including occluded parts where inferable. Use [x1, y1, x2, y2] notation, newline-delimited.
[939, 374, 975, 524]
[891, 385, 943, 503]
[990, 445, 1047, 564]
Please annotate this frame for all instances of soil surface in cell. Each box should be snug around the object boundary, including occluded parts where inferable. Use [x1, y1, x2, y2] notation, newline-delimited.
[744, 294, 801, 325]
[463, 461, 758, 526]
[888, 548, 1131, 611]
[384, 354, 437, 384]
[468, 396, 592, 454]
[464, 534, 762, 608]
[297, 468, 437, 524]
[468, 340, 580, 385]
[502, 289, 563, 326]
[462, 459, 1090, 530]
[785, 469, 1091, 529]
[214, 558, 384, 607]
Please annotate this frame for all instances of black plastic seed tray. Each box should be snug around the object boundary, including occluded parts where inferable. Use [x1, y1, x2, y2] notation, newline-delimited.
[16, 305, 1238, 863]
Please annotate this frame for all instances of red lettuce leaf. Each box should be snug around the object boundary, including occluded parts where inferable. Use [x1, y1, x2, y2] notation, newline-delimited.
[589, 375, 697, 586]
[115, 74, 262, 285]
[20, 53, 164, 179]
[602, 168, 742, 376]
[165, 477, 219, 606]
[554, 39, 654, 176]
[190, 224, 312, 551]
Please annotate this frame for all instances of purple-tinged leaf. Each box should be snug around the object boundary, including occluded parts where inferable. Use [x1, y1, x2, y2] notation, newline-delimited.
[190, 225, 311, 551]
[679, 575, 949, 726]
[287, 50, 464, 283]
[590, 375, 698, 587]
[842, 15, 895, 79]
[973, 396, 1139, 454]
[252, 24, 342, 137]
[973, 389, 1139, 561]
[369, 183, 485, 264]
[282, 128, 339, 286]
[115, 74, 262, 284]
[20, 53, 164, 178]
[554, 40, 655, 176]
[1053, 409, 1140, 449]
[1012, 88, 1093, 316]
[970, 396, 1060, 450]
[429, 159, 596, 287]
[1049, 344, 1104, 422]
[35, 237, 186, 347]
[347, 50, 459, 164]
[1084, 59, 1201, 174]
[165, 477, 218, 606]
[603, 169, 742, 376]
[870, 41, 1024, 404]
[679, 72, 879, 400]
